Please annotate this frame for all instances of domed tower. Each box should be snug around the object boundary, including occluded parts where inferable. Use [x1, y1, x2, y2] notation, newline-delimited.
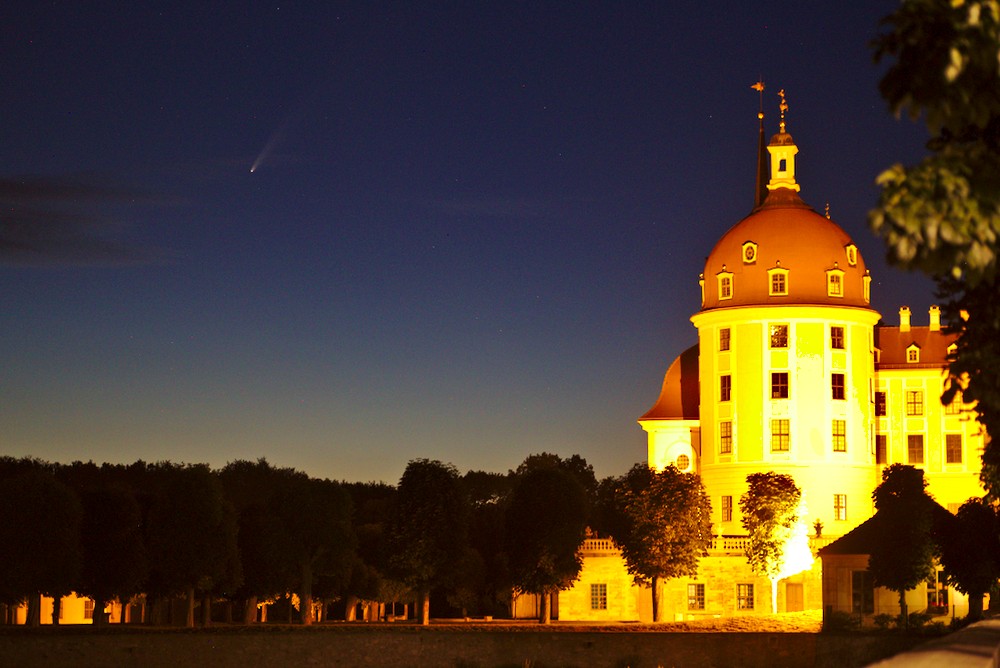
[642, 94, 881, 536]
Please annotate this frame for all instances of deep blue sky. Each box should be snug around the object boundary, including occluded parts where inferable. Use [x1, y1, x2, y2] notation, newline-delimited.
[1, 2, 935, 484]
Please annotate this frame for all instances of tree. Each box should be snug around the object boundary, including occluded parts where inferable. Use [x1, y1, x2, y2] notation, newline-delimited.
[0, 469, 83, 626]
[870, 0, 1000, 493]
[938, 497, 1000, 620]
[504, 466, 588, 623]
[739, 472, 811, 614]
[386, 459, 469, 625]
[145, 464, 240, 627]
[869, 464, 937, 628]
[602, 464, 712, 621]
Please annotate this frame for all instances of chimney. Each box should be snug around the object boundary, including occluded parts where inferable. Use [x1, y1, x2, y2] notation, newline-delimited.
[899, 306, 911, 332]
[929, 305, 941, 332]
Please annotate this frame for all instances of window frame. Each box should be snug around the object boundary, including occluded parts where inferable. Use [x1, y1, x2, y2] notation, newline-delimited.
[874, 391, 887, 417]
[827, 268, 845, 297]
[906, 390, 924, 416]
[875, 434, 887, 465]
[687, 583, 706, 611]
[769, 324, 789, 349]
[737, 584, 755, 610]
[831, 373, 846, 401]
[771, 372, 789, 399]
[720, 375, 732, 402]
[830, 326, 845, 350]
[719, 327, 731, 352]
[834, 493, 847, 521]
[771, 419, 790, 452]
[590, 583, 608, 610]
[832, 419, 846, 452]
[907, 434, 925, 464]
[767, 267, 789, 296]
[721, 495, 733, 523]
[946, 434, 963, 464]
[719, 421, 733, 455]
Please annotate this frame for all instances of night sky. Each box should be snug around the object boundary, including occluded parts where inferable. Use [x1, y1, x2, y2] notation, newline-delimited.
[1, 2, 936, 484]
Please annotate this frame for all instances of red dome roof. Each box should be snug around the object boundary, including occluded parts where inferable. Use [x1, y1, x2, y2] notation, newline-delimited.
[700, 188, 870, 310]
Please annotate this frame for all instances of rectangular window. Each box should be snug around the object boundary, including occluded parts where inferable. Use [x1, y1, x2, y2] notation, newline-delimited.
[906, 390, 924, 416]
[771, 419, 790, 452]
[874, 391, 887, 417]
[834, 494, 847, 521]
[828, 273, 843, 296]
[771, 273, 786, 295]
[851, 571, 874, 614]
[719, 327, 730, 352]
[832, 420, 846, 452]
[831, 326, 845, 349]
[737, 584, 755, 610]
[907, 348, 920, 363]
[719, 421, 732, 454]
[590, 583, 607, 610]
[720, 375, 731, 402]
[721, 495, 733, 522]
[927, 570, 949, 610]
[908, 434, 924, 464]
[720, 276, 732, 299]
[688, 583, 706, 610]
[832, 373, 846, 400]
[769, 324, 788, 348]
[876, 434, 887, 465]
[771, 372, 789, 399]
[946, 392, 961, 415]
[84, 600, 95, 620]
[946, 434, 963, 464]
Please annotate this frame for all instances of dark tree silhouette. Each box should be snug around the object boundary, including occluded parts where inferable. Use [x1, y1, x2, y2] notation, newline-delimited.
[602, 463, 712, 621]
[869, 464, 937, 628]
[939, 497, 1000, 620]
[504, 466, 587, 623]
[387, 459, 469, 625]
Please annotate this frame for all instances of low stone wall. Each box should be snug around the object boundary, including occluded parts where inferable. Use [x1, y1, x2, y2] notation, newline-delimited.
[0, 625, 924, 668]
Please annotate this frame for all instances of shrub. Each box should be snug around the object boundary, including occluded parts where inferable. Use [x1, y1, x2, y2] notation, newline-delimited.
[873, 613, 895, 630]
[822, 610, 859, 633]
[907, 611, 930, 629]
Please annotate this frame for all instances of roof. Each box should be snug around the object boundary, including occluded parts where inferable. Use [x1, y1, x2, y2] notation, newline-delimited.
[875, 325, 956, 369]
[639, 344, 699, 421]
[700, 187, 872, 311]
[819, 499, 957, 557]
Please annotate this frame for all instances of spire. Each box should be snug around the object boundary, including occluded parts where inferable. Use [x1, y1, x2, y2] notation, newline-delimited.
[751, 81, 768, 209]
[766, 89, 800, 193]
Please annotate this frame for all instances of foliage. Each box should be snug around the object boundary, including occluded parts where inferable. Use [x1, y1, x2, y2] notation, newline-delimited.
[870, 0, 1000, 494]
[822, 610, 860, 633]
[601, 463, 712, 621]
[938, 496, 1000, 619]
[874, 613, 895, 630]
[504, 465, 588, 622]
[512, 453, 598, 521]
[868, 465, 937, 626]
[739, 473, 802, 581]
[387, 459, 469, 624]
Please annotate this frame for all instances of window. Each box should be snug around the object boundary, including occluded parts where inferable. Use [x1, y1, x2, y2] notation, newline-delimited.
[834, 494, 847, 521]
[718, 273, 733, 300]
[845, 244, 858, 267]
[719, 327, 730, 352]
[688, 583, 706, 610]
[874, 391, 887, 417]
[831, 373, 845, 400]
[737, 584, 755, 610]
[742, 242, 758, 264]
[769, 324, 788, 348]
[771, 419, 790, 452]
[719, 421, 732, 454]
[84, 599, 95, 620]
[946, 434, 963, 464]
[831, 326, 845, 350]
[907, 346, 920, 363]
[906, 390, 924, 416]
[720, 375, 731, 402]
[876, 434, 887, 465]
[771, 272, 786, 295]
[946, 392, 962, 415]
[721, 495, 733, 522]
[827, 270, 844, 297]
[851, 571, 874, 614]
[927, 570, 949, 611]
[675, 454, 690, 471]
[590, 583, 607, 610]
[832, 420, 846, 452]
[908, 434, 925, 464]
[863, 273, 871, 303]
[771, 372, 789, 399]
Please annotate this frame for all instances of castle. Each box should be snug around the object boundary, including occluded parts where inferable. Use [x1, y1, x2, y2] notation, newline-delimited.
[552, 96, 987, 622]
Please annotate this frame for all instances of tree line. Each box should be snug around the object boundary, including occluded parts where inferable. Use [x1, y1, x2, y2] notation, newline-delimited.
[0, 453, 715, 626]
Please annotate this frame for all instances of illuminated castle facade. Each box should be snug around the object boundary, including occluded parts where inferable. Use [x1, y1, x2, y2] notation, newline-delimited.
[554, 101, 987, 622]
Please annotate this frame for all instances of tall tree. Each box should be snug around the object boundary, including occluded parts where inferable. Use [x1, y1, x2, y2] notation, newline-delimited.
[869, 464, 937, 628]
[504, 466, 588, 623]
[739, 472, 811, 614]
[387, 459, 469, 625]
[602, 463, 713, 622]
[938, 497, 999, 620]
[870, 0, 1000, 493]
[0, 468, 83, 626]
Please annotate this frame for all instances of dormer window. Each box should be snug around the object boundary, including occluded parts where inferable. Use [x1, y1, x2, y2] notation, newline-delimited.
[699, 274, 705, 306]
[947, 343, 957, 357]
[742, 241, 758, 264]
[907, 344, 920, 363]
[827, 265, 845, 298]
[845, 244, 858, 267]
[768, 264, 789, 296]
[863, 272, 872, 304]
[717, 266, 733, 301]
